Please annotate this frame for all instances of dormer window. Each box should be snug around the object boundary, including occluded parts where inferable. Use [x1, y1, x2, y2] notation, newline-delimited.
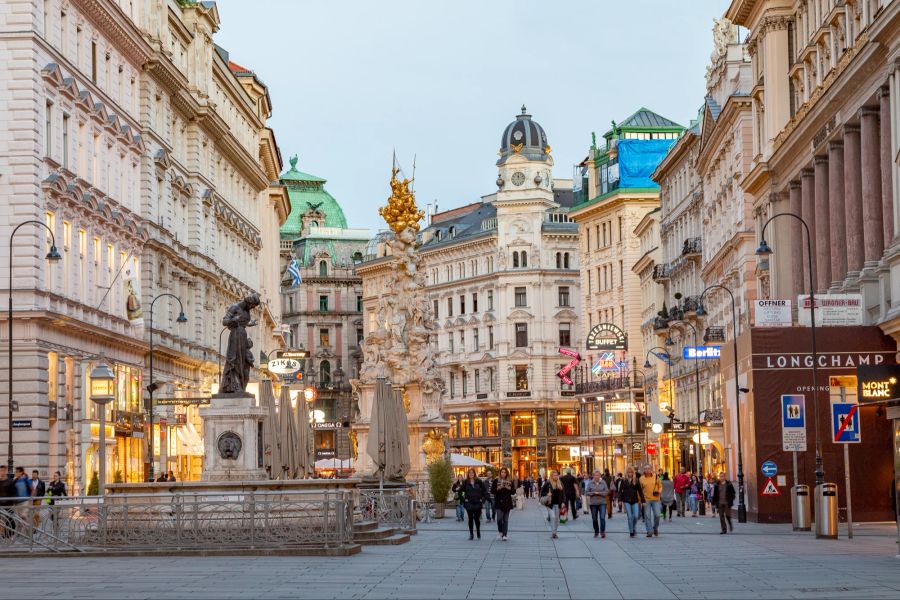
[319, 261, 328, 277]
[449, 226, 456, 238]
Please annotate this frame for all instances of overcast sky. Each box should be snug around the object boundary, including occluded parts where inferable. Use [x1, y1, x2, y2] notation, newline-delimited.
[214, 0, 733, 232]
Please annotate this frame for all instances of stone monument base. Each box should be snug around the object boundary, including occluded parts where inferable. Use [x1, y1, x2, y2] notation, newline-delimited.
[200, 393, 267, 481]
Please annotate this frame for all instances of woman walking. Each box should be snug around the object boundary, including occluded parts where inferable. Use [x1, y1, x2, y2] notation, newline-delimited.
[540, 469, 565, 539]
[462, 468, 486, 540]
[451, 474, 466, 522]
[618, 466, 645, 538]
[492, 467, 515, 541]
[660, 472, 675, 521]
[585, 470, 609, 538]
[688, 474, 700, 517]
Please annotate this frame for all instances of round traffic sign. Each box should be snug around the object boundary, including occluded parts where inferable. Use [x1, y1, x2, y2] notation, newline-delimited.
[761, 460, 777, 477]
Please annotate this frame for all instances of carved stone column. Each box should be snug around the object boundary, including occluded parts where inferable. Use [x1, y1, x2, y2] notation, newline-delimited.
[844, 124, 864, 275]
[827, 141, 846, 287]
[860, 106, 884, 265]
[800, 168, 817, 289]
[879, 86, 894, 244]
[814, 155, 831, 291]
[789, 180, 804, 296]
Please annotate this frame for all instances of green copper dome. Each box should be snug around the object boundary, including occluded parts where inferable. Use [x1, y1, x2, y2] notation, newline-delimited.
[279, 155, 348, 236]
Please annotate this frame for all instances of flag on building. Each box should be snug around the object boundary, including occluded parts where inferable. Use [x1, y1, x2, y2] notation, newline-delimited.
[287, 258, 302, 287]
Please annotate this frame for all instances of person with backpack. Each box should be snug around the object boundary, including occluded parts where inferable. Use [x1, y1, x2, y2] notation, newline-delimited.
[540, 469, 565, 539]
[462, 468, 486, 540]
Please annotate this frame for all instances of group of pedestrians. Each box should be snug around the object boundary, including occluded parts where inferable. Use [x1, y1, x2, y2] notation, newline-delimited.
[0, 466, 67, 534]
[452, 468, 519, 541]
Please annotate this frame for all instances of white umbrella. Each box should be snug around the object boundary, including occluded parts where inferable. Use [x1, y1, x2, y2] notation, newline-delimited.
[450, 453, 491, 468]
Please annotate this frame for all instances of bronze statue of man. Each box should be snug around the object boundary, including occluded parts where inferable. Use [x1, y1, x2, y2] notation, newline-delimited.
[220, 293, 260, 394]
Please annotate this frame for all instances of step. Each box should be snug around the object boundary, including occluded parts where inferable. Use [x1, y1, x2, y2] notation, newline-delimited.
[352, 520, 379, 533]
[353, 526, 398, 541]
[357, 533, 411, 546]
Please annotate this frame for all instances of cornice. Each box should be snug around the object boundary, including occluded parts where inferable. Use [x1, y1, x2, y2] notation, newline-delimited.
[71, 0, 153, 66]
[696, 96, 753, 174]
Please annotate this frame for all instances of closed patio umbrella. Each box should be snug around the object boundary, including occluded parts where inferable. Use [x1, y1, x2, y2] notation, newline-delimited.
[260, 379, 280, 479]
[366, 377, 388, 479]
[278, 385, 297, 478]
[295, 391, 314, 478]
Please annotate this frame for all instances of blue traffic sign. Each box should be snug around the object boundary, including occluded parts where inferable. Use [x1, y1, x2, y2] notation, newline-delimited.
[831, 402, 861, 443]
[761, 460, 777, 477]
[781, 395, 806, 428]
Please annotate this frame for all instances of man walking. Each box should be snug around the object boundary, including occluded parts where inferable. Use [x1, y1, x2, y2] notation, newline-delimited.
[481, 472, 495, 523]
[640, 464, 662, 537]
[673, 468, 690, 517]
[559, 467, 580, 520]
[711, 471, 736, 534]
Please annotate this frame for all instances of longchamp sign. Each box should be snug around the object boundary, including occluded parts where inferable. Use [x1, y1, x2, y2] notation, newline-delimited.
[586, 323, 627, 350]
[753, 351, 892, 370]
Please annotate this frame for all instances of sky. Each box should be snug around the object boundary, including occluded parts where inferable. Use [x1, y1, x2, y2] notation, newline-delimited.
[214, 0, 734, 233]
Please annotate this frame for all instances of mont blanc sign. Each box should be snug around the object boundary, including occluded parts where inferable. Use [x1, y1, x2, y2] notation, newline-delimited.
[586, 323, 627, 351]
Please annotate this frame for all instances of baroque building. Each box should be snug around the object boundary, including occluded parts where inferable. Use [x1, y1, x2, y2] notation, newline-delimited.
[0, 0, 287, 491]
[359, 108, 581, 479]
[278, 157, 368, 463]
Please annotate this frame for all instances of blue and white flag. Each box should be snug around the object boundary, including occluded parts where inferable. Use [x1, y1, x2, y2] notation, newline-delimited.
[287, 258, 302, 287]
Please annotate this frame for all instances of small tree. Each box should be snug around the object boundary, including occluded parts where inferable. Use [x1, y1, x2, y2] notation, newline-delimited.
[87, 471, 99, 496]
[113, 470, 124, 484]
[427, 456, 453, 503]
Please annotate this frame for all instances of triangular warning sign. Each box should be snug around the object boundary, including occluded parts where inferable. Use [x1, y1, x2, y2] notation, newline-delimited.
[761, 477, 780, 496]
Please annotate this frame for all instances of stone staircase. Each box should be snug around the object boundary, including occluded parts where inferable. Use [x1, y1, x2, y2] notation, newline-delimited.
[352, 520, 413, 546]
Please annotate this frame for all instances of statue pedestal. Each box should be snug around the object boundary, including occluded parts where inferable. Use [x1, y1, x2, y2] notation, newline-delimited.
[200, 393, 267, 481]
[352, 382, 450, 482]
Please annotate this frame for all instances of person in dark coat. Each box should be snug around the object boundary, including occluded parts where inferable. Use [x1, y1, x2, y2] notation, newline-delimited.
[0, 466, 15, 537]
[491, 467, 516, 541]
[540, 470, 565, 539]
[462, 468, 486, 540]
[618, 466, 645, 537]
[711, 471, 736, 534]
[559, 468, 580, 520]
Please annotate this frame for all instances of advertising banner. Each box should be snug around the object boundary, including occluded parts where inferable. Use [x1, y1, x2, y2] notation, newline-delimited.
[797, 294, 863, 326]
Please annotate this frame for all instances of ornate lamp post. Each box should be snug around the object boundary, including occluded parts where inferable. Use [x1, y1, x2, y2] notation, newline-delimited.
[697, 284, 747, 523]
[756, 213, 823, 487]
[89, 359, 115, 497]
[146, 293, 187, 481]
[7, 221, 61, 471]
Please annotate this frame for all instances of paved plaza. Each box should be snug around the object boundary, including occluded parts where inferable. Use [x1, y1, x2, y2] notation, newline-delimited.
[2, 498, 899, 599]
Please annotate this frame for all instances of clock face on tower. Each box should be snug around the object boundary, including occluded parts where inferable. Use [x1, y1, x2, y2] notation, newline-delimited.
[511, 171, 525, 186]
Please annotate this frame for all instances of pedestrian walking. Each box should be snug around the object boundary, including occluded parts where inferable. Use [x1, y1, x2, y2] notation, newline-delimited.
[451, 474, 466, 521]
[0, 465, 15, 537]
[167, 470, 177, 482]
[660, 472, 675, 521]
[585, 470, 609, 538]
[492, 467, 515, 541]
[30, 470, 45, 527]
[711, 471, 736, 534]
[47, 471, 66, 500]
[688, 474, 700, 517]
[615, 472, 625, 512]
[603, 469, 614, 520]
[705, 474, 717, 517]
[559, 467, 580, 520]
[540, 469, 565, 539]
[618, 466, 645, 538]
[462, 468, 486, 540]
[673, 468, 689, 517]
[481, 471, 495, 523]
[640, 464, 662, 537]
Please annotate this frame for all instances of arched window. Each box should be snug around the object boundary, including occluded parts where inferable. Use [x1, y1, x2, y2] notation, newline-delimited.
[556, 252, 561, 268]
[352, 251, 362, 263]
[319, 261, 328, 277]
[310, 220, 319, 228]
[512, 252, 519, 268]
[521, 251, 527, 267]
[563, 252, 570, 269]
[319, 360, 331, 385]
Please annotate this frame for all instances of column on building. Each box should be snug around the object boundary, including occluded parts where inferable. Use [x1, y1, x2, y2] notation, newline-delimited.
[860, 106, 884, 265]
[800, 168, 817, 288]
[827, 141, 846, 287]
[813, 155, 831, 292]
[789, 180, 804, 295]
[844, 124, 865, 275]
[889, 64, 900, 241]
[878, 86, 894, 245]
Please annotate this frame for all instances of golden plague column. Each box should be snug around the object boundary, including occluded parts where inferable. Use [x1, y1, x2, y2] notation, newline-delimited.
[352, 166, 450, 481]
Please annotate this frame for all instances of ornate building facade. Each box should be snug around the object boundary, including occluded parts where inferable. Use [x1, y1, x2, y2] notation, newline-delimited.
[0, 0, 287, 490]
[278, 158, 368, 462]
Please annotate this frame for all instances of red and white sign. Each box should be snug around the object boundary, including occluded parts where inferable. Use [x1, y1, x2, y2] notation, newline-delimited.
[761, 477, 780, 496]
[646, 443, 657, 455]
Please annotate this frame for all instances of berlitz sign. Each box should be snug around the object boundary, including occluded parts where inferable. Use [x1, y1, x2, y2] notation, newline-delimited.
[753, 352, 891, 370]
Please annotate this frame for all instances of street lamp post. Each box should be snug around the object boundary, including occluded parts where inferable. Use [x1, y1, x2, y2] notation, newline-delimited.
[89, 359, 115, 497]
[644, 346, 670, 470]
[7, 221, 61, 472]
[756, 213, 823, 487]
[146, 293, 187, 481]
[697, 284, 747, 523]
[666, 319, 706, 515]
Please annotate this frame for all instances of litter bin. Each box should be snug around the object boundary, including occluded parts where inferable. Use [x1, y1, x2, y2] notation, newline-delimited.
[791, 484, 810, 531]
[815, 482, 838, 539]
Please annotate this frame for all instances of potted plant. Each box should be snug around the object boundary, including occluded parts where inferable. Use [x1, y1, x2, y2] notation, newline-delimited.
[427, 456, 453, 519]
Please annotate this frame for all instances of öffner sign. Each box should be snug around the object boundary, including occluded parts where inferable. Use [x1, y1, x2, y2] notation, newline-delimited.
[753, 351, 892, 370]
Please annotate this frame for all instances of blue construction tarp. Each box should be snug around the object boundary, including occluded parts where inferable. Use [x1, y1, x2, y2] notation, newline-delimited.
[617, 138, 677, 189]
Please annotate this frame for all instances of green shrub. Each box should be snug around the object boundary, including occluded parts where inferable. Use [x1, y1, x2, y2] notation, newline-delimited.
[427, 456, 453, 503]
[87, 471, 99, 496]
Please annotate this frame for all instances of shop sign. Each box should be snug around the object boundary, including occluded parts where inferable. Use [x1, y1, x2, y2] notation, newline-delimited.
[631, 441, 643, 453]
[586, 323, 627, 351]
[703, 409, 724, 425]
[646, 443, 657, 455]
[602, 424, 624, 434]
[755, 352, 890, 370]
[753, 300, 792, 327]
[797, 294, 863, 326]
[683, 346, 721, 359]
[592, 352, 623, 374]
[155, 397, 211, 406]
[312, 421, 343, 429]
[277, 349, 310, 359]
[315, 448, 336, 460]
[604, 401, 639, 413]
[506, 391, 531, 398]
[856, 364, 900, 403]
[666, 422, 687, 432]
[267, 358, 302, 376]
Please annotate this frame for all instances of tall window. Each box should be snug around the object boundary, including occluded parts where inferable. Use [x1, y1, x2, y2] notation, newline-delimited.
[558, 286, 570, 307]
[515, 366, 529, 390]
[462, 372, 468, 396]
[62, 114, 69, 168]
[449, 373, 456, 397]
[356, 295, 363, 312]
[556, 252, 562, 268]
[433, 299, 439, 319]
[356, 328, 364, 346]
[45, 101, 52, 157]
[487, 290, 493, 310]
[319, 360, 331, 385]
[449, 415, 458, 438]
[473, 328, 479, 350]
[514, 287, 527, 307]
[564, 252, 570, 269]
[474, 369, 480, 392]
[488, 326, 494, 349]
[448, 333, 454, 353]
[559, 323, 571, 347]
[515, 323, 528, 347]
[447, 297, 453, 317]
[472, 413, 483, 436]
[472, 293, 478, 312]
[319, 261, 328, 276]
[319, 328, 330, 346]
[512, 252, 519, 268]
[487, 411, 498, 435]
[319, 295, 328, 312]
[459, 295, 465, 314]
[459, 414, 470, 437]
[458, 330, 464, 352]
[520, 251, 527, 267]
[91, 40, 97, 83]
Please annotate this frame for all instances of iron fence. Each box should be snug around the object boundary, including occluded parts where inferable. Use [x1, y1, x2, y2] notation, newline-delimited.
[357, 487, 416, 531]
[0, 490, 354, 554]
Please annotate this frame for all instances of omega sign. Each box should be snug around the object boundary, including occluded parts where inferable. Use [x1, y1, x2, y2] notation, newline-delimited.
[586, 323, 627, 351]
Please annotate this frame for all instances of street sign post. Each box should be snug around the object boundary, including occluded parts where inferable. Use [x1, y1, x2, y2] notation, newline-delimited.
[831, 402, 860, 444]
[781, 393, 807, 493]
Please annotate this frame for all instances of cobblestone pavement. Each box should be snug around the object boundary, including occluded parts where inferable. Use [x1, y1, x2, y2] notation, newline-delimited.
[2, 497, 899, 599]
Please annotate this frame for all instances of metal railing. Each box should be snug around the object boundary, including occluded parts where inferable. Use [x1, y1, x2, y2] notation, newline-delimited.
[0, 490, 354, 554]
[357, 487, 416, 532]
